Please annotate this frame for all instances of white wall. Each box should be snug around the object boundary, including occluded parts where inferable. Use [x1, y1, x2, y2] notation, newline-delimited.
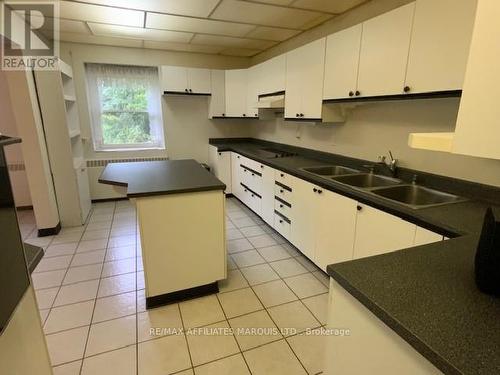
[249, 98, 500, 187]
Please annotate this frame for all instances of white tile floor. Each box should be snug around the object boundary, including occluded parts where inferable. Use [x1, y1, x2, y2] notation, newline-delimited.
[21, 198, 330, 375]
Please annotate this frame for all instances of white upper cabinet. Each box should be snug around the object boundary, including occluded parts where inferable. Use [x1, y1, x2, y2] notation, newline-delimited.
[323, 24, 363, 100]
[246, 65, 259, 118]
[209, 70, 225, 118]
[405, 0, 477, 94]
[160, 66, 211, 94]
[188, 68, 211, 94]
[285, 38, 326, 120]
[353, 204, 416, 260]
[225, 69, 248, 118]
[258, 54, 286, 95]
[357, 3, 415, 97]
[453, 0, 500, 160]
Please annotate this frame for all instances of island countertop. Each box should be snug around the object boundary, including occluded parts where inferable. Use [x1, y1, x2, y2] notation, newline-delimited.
[99, 159, 225, 198]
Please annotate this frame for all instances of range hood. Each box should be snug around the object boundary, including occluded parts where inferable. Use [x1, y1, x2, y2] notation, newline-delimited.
[255, 92, 285, 109]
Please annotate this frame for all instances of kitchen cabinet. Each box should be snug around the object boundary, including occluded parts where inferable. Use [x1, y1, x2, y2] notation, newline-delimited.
[353, 204, 416, 259]
[225, 69, 248, 118]
[231, 153, 244, 199]
[258, 54, 286, 96]
[453, 0, 500, 160]
[208, 145, 232, 194]
[285, 38, 326, 120]
[160, 66, 211, 94]
[246, 65, 259, 118]
[290, 177, 317, 260]
[209, 70, 225, 118]
[76, 165, 91, 223]
[404, 0, 477, 94]
[414, 227, 443, 246]
[260, 163, 276, 226]
[357, 3, 415, 97]
[323, 24, 363, 100]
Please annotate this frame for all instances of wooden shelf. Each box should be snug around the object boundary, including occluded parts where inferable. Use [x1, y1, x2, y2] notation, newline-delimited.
[408, 132, 454, 152]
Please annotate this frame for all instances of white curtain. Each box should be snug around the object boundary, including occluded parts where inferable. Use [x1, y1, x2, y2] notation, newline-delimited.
[85, 63, 164, 150]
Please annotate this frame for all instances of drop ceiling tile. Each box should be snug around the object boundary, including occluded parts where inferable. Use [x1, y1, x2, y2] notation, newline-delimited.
[79, 0, 221, 17]
[29, 17, 89, 34]
[299, 13, 334, 29]
[58, 32, 143, 48]
[291, 0, 367, 14]
[60, 1, 144, 27]
[146, 13, 255, 37]
[245, 26, 301, 41]
[220, 48, 263, 57]
[191, 34, 276, 50]
[246, 0, 294, 5]
[210, 0, 325, 30]
[88, 23, 193, 43]
[143, 40, 225, 54]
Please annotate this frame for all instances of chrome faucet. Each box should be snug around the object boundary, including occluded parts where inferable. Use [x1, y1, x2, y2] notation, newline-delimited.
[377, 151, 398, 176]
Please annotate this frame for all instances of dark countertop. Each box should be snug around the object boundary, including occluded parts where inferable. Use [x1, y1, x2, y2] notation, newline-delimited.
[24, 243, 44, 274]
[210, 138, 500, 375]
[99, 159, 225, 198]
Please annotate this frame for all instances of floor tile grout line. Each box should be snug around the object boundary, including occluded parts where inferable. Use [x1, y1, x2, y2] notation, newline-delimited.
[214, 292, 254, 374]
[78, 201, 118, 375]
[177, 303, 195, 372]
[134, 208, 139, 375]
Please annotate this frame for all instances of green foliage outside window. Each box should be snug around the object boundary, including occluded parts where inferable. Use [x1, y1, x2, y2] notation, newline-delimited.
[100, 83, 153, 145]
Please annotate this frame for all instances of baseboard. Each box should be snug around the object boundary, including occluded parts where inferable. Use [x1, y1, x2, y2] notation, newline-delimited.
[146, 282, 219, 309]
[91, 197, 129, 203]
[38, 222, 61, 237]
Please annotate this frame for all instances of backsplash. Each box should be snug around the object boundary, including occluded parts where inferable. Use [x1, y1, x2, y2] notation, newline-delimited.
[249, 98, 500, 188]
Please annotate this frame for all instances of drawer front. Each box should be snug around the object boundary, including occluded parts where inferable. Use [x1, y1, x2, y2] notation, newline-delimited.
[275, 170, 292, 186]
[241, 166, 262, 194]
[274, 183, 293, 203]
[274, 198, 291, 218]
[274, 212, 291, 239]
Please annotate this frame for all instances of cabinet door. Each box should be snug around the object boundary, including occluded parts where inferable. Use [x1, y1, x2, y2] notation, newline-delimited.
[160, 66, 188, 93]
[76, 166, 91, 223]
[246, 66, 259, 118]
[315, 190, 357, 271]
[301, 38, 326, 119]
[225, 69, 248, 117]
[231, 153, 243, 200]
[209, 70, 225, 118]
[414, 227, 443, 246]
[260, 54, 286, 95]
[210, 149, 232, 195]
[188, 68, 211, 94]
[453, 0, 500, 160]
[284, 46, 304, 119]
[357, 3, 415, 97]
[405, 0, 477, 94]
[260, 163, 276, 226]
[290, 177, 316, 260]
[353, 204, 416, 259]
[324, 24, 363, 100]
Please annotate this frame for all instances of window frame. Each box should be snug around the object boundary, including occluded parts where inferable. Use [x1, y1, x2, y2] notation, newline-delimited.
[85, 63, 165, 152]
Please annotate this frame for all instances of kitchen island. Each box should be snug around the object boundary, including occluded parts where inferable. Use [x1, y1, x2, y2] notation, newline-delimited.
[99, 159, 226, 308]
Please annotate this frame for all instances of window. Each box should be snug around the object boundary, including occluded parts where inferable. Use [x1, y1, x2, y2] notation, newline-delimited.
[85, 63, 164, 151]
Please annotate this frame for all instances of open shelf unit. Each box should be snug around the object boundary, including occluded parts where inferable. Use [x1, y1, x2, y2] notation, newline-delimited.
[34, 59, 91, 226]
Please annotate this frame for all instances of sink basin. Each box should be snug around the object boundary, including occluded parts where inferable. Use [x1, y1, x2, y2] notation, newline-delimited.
[256, 148, 297, 158]
[371, 184, 467, 209]
[301, 165, 359, 176]
[332, 173, 402, 189]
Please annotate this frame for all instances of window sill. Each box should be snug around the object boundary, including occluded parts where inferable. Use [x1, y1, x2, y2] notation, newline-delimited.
[94, 146, 166, 152]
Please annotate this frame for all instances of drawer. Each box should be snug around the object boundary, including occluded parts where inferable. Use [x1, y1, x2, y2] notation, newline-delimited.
[275, 182, 293, 203]
[240, 166, 262, 194]
[274, 212, 291, 240]
[275, 170, 293, 186]
[274, 198, 291, 218]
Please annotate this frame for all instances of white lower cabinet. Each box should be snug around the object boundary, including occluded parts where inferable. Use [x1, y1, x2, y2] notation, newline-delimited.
[208, 145, 232, 194]
[414, 226, 444, 246]
[260, 163, 276, 226]
[353, 204, 417, 259]
[290, 177, 317, 261]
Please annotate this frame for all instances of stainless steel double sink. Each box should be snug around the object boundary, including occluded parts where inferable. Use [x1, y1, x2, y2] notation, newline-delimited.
[300, 165, 467, 209]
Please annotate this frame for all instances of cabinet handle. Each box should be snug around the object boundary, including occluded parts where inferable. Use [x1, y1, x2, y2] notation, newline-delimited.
[280, 189, 284, 193]
[251, 194, 254, 197]
[279, 220, 284, 224]
[251, 173, 255, 176]
[260, 165, 264, 169]
[318, 189, 323, 194]
[222, 113, 226, 117]
[280, 173, 284, 177]
[296, 113, 299, 117]
[404, 86, 411, 93]
[357, 205, 363, 211]
[243, 169, 247, 172]
[185, 89, 188, 92]
[349, 91, 354, 97]
[355, 91, 361, 96]
[255, 114, 258, 117]
[243, 113, 246, 117]
[189, 89, 193, 93]
[218, 152, 221, 155]
[244, 189, 248, 192]
[280, 204, 284, 208]
[300, 113, 304, 117]
[237, 156, 240, 159]
[313, 188, 318, 193]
